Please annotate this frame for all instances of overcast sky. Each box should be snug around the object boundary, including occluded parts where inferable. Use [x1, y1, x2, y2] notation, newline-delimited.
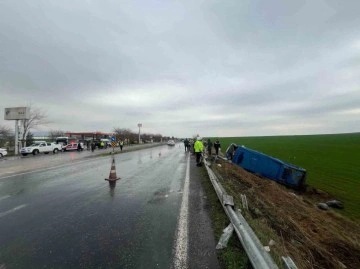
[1, 0, 359, 138]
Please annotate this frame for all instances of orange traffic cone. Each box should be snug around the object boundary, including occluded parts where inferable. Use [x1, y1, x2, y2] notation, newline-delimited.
[105, 157, 120, 181]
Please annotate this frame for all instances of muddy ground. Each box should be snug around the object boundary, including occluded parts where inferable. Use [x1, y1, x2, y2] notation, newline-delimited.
[210, 159, 360, 269]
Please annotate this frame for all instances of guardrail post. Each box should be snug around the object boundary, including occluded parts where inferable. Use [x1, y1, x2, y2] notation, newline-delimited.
[204, 159, 279, 269]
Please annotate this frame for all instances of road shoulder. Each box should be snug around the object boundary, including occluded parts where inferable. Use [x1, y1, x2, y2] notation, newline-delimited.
[188, 153, 221, 269]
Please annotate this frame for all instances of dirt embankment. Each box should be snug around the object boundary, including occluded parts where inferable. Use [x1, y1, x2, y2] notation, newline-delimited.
[211, 161, 360, 269]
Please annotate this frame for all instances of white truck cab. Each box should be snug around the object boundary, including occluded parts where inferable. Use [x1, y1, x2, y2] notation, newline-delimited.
[20, 141, 62, 156]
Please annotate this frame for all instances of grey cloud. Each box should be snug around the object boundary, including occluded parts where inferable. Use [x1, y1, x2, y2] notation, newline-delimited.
[281, 91, 360, 116]
[1, 0, 359, 137]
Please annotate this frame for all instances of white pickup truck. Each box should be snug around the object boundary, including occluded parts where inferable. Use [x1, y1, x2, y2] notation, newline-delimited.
[20, 141, 62, 156]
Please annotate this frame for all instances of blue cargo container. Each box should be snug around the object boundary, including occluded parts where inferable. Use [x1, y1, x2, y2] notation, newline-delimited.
[231, 145, 307, 189]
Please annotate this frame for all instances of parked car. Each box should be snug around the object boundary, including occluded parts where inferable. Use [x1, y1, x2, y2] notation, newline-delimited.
[54, 137, 70, 151]
[63, 143, 84, 151]
[20, 141, 62, 156]
[0, 148, 8, 158]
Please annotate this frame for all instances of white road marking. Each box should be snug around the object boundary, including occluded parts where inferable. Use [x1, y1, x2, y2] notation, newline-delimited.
[0, 195, 11, 201]
[0, 204, 27, 218]
[173, 154, 190, 269]
[0, 158, 100, 180]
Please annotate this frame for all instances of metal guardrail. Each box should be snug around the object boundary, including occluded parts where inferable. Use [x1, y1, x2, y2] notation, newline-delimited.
[204, 158, 279, 269]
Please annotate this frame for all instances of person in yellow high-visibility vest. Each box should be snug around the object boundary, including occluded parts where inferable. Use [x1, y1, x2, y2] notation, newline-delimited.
[194, 136, 204, 166]
[119, 140, 124, 151]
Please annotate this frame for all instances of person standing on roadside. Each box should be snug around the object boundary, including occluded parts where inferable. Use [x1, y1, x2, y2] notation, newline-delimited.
[91, 141, 95, 152]
[194, 136, 204, 166]
[119, 140, 124, 151]
[214, 139, 221, 156]
[206, 138, 213, 156]
[184, 138, 190, 152]
[189, 139, 194, 155]
[77, 142, 82, 152]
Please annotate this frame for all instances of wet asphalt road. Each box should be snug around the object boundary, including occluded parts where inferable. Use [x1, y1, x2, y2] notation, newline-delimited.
[0, 145, 220, 269]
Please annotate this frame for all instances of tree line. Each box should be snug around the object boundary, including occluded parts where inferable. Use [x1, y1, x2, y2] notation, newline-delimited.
[1, 107, 171, 150]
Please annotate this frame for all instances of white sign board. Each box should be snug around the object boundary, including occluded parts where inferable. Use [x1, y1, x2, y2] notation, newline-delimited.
[4, 107, 30, 120]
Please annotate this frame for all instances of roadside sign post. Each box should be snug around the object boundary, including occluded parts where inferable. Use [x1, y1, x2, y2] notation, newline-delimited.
[4, 107, 30, 155]
[138, 123, 142, 144]
[14, 120, 19, 155]
[111, 136, 116, 153]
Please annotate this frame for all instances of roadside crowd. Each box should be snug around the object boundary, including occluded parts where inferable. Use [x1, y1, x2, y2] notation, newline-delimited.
[78, 140, 125, 152]
[183, 137, 221, 167]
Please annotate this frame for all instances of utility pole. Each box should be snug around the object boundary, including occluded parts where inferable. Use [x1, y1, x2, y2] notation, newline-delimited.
[15, 120, 19, 155]
[4, 107, 30, 155]
[138, 123, 142, 144]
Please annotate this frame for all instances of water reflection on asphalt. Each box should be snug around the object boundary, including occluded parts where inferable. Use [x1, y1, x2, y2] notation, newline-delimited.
[0, 144, 185, 268]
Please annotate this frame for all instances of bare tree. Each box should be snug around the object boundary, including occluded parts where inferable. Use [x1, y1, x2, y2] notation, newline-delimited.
[20, 107, 49, 147]
[152, 133, 163, 142]
[48, 130, 66, 140]
[141, 133, 149, 143]
[113, 127, 165, 144]
[113, 128, 135, 145]
[0, 125, 12, 137]
[0, 125, 13, 148]
[26, 131, 35, 146]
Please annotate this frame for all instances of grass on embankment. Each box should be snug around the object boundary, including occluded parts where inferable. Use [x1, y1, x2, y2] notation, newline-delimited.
[199, 169, 251, 269]
[214, 133, 360, 220]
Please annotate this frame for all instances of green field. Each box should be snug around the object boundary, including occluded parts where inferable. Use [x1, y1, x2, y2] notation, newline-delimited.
[214, 133, 360, 220]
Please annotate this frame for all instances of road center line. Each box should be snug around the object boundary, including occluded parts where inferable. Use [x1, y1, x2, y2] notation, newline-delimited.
[173, 154, 190, 269]
[0, 158, 102, 180]
[0, 204, 27, 218]
[0, 195, 11, 202]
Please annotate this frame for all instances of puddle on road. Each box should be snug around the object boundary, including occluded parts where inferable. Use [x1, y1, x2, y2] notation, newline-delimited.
[147, 188, 171, 204]
[108, 181, 117, 198]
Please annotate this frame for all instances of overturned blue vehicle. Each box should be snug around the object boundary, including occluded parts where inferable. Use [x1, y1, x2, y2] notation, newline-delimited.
[226, 144, 307, 189]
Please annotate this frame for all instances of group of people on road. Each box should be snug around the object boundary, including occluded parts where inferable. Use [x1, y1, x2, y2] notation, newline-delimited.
[70, 139, 126, 153]
[183, 136, 221, 167]
[87, 140, 125, 152]
[88, 140, 106, 152]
